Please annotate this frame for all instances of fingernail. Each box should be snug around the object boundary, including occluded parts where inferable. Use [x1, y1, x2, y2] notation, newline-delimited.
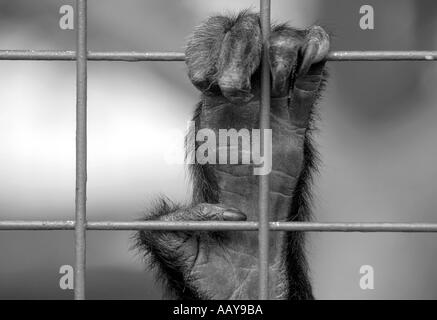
[222, 210, 247, 221]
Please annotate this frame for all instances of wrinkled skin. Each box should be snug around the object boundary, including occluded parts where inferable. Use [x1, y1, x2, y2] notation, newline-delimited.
[136, 11, 329, 300]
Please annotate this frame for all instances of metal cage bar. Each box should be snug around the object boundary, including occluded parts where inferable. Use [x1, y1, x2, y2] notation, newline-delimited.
[1, 221, 437, 232]
[1, 50, 436, 61]
[258, 0, 271, 300]
[74, 0, 87, 300]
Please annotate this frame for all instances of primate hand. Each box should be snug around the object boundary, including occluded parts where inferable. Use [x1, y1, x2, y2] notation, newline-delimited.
[136, 11, 329, 300]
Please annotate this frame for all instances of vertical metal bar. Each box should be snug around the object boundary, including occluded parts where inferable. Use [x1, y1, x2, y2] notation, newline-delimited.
[258, 0, 271, 300]
[74, 0, 87, 300]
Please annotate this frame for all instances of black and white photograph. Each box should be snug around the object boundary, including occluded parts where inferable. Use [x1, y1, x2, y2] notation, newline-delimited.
[0, 0, 437, 311]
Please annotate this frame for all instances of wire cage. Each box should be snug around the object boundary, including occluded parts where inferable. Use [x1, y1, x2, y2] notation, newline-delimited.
[0, 0, 437, 300]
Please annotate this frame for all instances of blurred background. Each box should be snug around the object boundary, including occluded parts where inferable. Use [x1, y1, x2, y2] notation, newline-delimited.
[1, 0, 437, 299]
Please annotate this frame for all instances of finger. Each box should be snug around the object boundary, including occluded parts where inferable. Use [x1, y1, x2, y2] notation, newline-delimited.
[297, 40, 318, 77]
[185, 15, 234, 94]
[297, 26, 330, 77]
[270, 42, 297, 97]
[269, 28, 305, 97]
[216, 13, 261, 103]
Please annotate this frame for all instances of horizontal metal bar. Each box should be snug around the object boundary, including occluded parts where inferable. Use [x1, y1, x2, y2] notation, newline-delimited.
[329, 51, 437, 61]
[0, 50, 185, 61]
[1, 220, 437, 232]
[0, 50, 436, 61]
[0, 221, 76, 230]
